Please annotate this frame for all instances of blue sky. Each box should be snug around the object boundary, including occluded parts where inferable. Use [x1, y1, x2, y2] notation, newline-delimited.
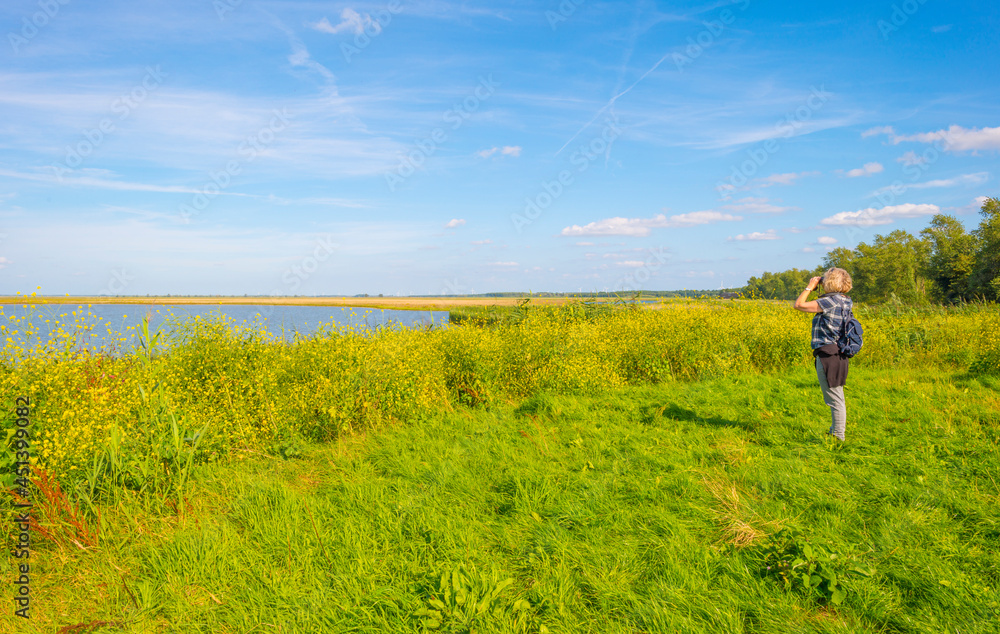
[1, 0, 997, 296]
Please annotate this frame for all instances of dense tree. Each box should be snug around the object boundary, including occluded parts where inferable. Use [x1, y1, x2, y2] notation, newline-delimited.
[740, 198, 998, 305]
[920, 214, 978, 303]
[849, 230, 931, 304]
[744, 267, 824, 300]
[822, 247, 856, 274]
[969, 197, 1000, 301]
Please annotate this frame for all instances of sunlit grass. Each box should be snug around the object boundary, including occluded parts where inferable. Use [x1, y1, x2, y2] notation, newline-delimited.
[2, 366, 999, 632]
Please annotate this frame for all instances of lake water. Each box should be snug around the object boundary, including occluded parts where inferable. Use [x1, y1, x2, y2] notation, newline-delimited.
[0, 303, 450, 353]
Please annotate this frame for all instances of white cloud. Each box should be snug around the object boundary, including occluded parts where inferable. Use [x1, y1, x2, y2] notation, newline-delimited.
[932, 24, 952, 33]
[722, 197, 797, 214]
[693, 114, 852, 151]
[0, 257, 9, 269]
[0, 170, 374, 211]
[843, 162, 884, 177]
[728, 229, 780, 242]
[477, 145, 522, 159]
[558, 198, 793, 239]
[750, 171, 820, 188]
[616, 261, 646, 268]
[489, 261, 518, 267]
[311, 9, 381, 36]
[575, 241, 594, 247]
[820, 203, 940, 227]
[896, 151, 927, 166]
[561, 210, 741, 237]
[911, 172, 989, 189]
[445, 219, 465, 228]
[0, 167, 246, 196]
[759, 173, 803, 186]
[470, 239, 492, 245]
[802, 247, 816, 253]
[562, 217, 653, 237]
[862, 126, 894, 138]
[870, 172, 990, 197]
[0, 68, 414, 179]
[870, 125, 1000, 152]
[817, 236, 838, 245]
[721, 173, 819, 197]
[282, 27, 336, 82]
[955, 196, 990, 214]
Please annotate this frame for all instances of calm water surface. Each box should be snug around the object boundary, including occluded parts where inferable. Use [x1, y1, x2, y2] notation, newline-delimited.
[0, 303, 449, 352]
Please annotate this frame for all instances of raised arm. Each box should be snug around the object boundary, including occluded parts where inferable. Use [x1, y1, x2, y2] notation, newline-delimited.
[793, 276, 824, 313]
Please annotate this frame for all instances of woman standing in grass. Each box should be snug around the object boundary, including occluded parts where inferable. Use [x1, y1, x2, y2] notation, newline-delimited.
[794, 268, 853, 441]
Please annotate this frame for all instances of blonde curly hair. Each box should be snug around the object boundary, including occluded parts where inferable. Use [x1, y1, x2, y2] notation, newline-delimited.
[822, 267, 853, 293]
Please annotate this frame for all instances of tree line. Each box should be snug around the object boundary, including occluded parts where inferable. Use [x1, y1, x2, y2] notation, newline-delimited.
[743, 197, 1000, 304]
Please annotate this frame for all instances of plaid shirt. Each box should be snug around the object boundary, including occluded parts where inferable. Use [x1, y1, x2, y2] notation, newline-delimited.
[811, 293, 853, 349]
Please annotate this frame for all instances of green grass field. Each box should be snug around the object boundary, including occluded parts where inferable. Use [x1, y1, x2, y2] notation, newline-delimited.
[5, 365, 999, 633]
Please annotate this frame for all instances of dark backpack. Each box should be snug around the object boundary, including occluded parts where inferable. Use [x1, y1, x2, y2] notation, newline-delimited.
[837, 306, 863, 358]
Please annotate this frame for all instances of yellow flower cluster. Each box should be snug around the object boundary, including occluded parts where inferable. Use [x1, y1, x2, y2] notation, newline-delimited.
[0, 299, 995, 484]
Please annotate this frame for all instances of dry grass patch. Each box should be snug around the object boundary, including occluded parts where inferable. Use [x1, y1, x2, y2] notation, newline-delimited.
[700, 472, 784, 547]
[711, 437, 751, 467]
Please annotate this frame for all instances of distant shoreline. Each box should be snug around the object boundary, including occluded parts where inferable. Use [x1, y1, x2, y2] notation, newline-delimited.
[0, 296, 590, 312]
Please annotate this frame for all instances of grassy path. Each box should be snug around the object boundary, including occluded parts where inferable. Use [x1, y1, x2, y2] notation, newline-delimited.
[6, 366, 1000, 633]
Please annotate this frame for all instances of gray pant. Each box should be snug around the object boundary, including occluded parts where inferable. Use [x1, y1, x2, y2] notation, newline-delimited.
[815, 357, 846, 440]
